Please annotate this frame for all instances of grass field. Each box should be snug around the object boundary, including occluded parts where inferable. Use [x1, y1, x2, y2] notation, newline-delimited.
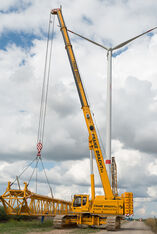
[0, 206, 100, 234]
[0, 219, 102, 234]
[0, 219, 54, 234]
[145, 218, 157, 233]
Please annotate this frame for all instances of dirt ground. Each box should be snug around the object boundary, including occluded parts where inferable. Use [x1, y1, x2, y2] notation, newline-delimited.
[28, 221, 154, 234]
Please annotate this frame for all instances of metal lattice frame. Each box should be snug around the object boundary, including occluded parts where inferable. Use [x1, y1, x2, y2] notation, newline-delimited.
[0, 182, 72, 216]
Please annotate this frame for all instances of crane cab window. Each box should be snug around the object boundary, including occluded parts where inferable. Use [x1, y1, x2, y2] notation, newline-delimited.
[73, 196, 81, 207]
[73, 196, 87, 207]
[82, 196, 87, 205]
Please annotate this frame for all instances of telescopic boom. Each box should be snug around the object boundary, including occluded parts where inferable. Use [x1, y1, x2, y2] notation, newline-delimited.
[51, 8, 113, 199]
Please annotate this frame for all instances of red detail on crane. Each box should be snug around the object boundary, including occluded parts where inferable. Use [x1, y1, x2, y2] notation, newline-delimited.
[106, 160, 111, 164]
[37, 142, 43, 157]
[51, 8, 60, 14]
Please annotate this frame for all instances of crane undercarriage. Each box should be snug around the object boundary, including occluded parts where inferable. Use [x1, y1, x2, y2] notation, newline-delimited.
[53, 214, 121, 230]
[0, 181, 133, 230]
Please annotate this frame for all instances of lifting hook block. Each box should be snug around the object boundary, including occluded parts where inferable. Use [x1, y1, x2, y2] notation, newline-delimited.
[37, 142, 43, 157]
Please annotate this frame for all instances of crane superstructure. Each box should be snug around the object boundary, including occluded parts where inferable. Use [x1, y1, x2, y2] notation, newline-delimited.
[51, 8, 133, 230]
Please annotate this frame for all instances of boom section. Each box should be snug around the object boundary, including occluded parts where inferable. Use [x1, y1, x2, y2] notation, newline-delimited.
[51, 8, 114, 200]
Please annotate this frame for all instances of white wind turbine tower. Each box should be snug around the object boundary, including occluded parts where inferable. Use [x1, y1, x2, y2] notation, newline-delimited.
[67, 26, 157, 185]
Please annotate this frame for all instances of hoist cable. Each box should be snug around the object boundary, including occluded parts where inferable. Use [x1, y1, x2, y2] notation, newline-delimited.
[37, 13, 52, 143]
[11, 15, 56, 192]
[37, 13, 55, 145]
[36, 157, 39, 193]
[92, 113, 107, 157]
[27, 157, 39, 186]
[40, 157, 53, 198]
[11, 157, 37, 186]
[78, 69, 107, 157]
[41, 15, 55, 144]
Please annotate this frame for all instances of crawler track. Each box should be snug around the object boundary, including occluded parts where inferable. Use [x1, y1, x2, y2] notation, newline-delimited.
[106, 216, 121, 231]
[53, 215, 65, 228]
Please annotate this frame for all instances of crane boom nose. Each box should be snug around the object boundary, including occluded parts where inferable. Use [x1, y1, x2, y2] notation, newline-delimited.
[51, 8, 60, 14]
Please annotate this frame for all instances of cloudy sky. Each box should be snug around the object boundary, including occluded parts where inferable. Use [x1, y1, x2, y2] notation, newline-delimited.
[0, 0, 157, 218]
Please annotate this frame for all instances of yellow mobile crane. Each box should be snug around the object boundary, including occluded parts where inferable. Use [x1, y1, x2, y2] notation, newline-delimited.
[51, 8, 133, 230]
[0, 8, 133, 231]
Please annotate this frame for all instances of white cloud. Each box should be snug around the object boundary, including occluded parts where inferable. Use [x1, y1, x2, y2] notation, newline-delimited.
[147, 186, 157, 199]
[151, 211, 157, 216]
[136, 207, 146, 216]
[148, 159, 157, 176]
[0, 0, 19, 11]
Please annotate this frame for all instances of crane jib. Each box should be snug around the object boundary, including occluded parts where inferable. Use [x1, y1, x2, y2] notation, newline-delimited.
[56, 11, 88, 108]
[52, 8, 114, 199]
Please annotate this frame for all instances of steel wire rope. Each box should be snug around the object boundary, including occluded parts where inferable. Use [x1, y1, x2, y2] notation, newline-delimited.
[92, 112, 107, 157]
[88, 100, 107, 158]
[70, 30, 108, 158]
[81, 70, 107, 157]
[41, 15, 55, 144]
[85, 68, 107, 158]
[36, 158, 39, 193]
[40, 157, 53, 198]
[10, 14, 56, 190]
[37, 13, 55, 144]
[28, 157, 39, 187]
[27, 14, 55, 191]
[77, 63, 107, 158]
[37, 14, 51, 144]
[11, 157, 37, 186]
[68, 30, 107, 158]
[35, 13, 55, 195]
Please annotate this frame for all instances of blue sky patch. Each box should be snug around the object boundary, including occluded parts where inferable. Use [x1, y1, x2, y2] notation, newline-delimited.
[112, 46, 128, 57]
[0, 1, 32, 14]
[101, 38, 112, 49]
[82, 15, 93, 25]
[147, 32, 154, 37]
[19, 110, 27, 113]
[30, 160, 56, 171]
[19, 59, 26, 66]
[0, 31, 41, 50]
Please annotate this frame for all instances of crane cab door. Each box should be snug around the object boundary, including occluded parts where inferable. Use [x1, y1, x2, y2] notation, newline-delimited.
[72, 195, 90, 212]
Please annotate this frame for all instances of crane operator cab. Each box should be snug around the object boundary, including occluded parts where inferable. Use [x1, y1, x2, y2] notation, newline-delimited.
[72, 195, 90, 212]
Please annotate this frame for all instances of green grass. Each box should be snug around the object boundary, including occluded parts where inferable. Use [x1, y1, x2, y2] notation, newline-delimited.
[0, 220, 102, 234]
[0, 219, 54, 234]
